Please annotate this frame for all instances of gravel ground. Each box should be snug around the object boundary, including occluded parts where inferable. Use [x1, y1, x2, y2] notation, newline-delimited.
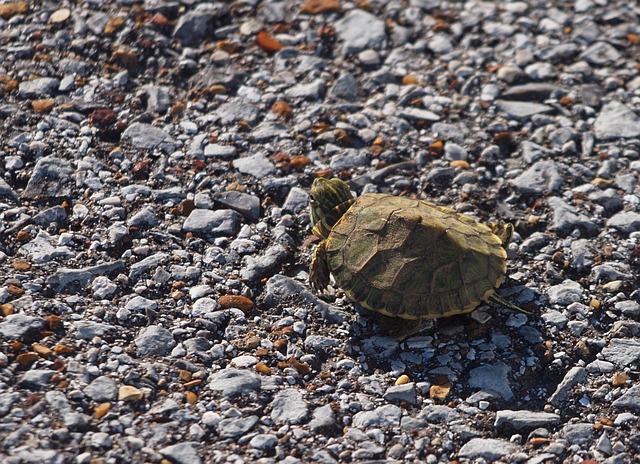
[1, 0, 639, 463]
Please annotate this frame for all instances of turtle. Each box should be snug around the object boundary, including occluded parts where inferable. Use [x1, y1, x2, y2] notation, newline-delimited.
[308, 177, 527, 338]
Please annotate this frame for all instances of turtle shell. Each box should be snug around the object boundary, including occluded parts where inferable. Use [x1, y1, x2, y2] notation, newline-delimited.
[323, 193, 508, 319]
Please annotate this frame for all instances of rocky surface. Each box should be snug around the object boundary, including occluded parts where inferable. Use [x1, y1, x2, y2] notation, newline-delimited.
[0, 0, 639, 463]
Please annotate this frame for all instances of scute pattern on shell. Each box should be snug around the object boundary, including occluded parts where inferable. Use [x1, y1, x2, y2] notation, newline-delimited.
[324, 194, 507, 319]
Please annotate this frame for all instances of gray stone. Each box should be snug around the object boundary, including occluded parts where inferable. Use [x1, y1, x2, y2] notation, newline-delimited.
[74, 321, 115, 340]
[397, 107, 440, 122]
[548, 366, 587, 406]
[18, 77, 60, 98]
[218, 415, 259, 438]
[22, 156, 74, 200]
[136, 325, 176, 356]
[428, 33, 453, 54]
[183, 209, 242, 236]
[590, 263, 632, 283]
[216, 99, 259, 125]
[140, 85, 171, 114]
[607, 211, 640, 234]
[0, 314, 46, 341]
[232, 153, 275, 177]
[159, 442, 202, 464]
[129, 253, 168, 282]
[419, 405, 460, 423]
[264, 274, 348, 325]
[615, 301, 640, 319]
[18, 369, 56, 390]
[249, 433, 278, 451]
[536, 43, 580, 62]
[284, 79, 325, 100]
[127, 206, 159, 228]
[240, 244, 289, 282]
[548, 197, 597, 234]
[19, 230, 74, 264]
[204, 143, 237, 158]
[458, 438, 518, 460]
[0, 177, 18, 202]
[125, 296, 158, 312]
[330, 72, 360, 100]
[122, 122, 176, 152]
[384, 383, 418, 405]
[594, 101, 640, 140]
[547, 280, 583, 305]
[511, 160, 562, 195]
[580, 41, 621, 66]
[495, 410, 561, 431]
[501, 83, 560, 101]
[562, 423, 593, 445]
[468, 363, 513, 400]
[602, 339, 640, 367]
[353, 404, 402, 428]
[0, 392, 21, 417]
[612, 384, 640, 412]
[250, 121, 289, 141]
[328, 149, 369, 171]
[334, 9, 386, 56]
[32, 206, 67, 228]
[309, 404, 340, 434]
[495, 100, 554, 120]
[213, 191, 260, 221]
[209, 368, 261, 397]
[173, 11, 213, 46]
[83, 376, 118, 402]
[282, 187, 309, 214]
[271, 389, 309, 424]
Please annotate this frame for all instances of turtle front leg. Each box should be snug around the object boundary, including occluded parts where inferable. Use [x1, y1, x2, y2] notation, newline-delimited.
[310, 241, 331, 293]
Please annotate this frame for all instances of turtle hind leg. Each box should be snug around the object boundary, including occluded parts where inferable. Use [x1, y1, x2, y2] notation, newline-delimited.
[488, 293, 531, 315]
[377, 315, 434, 341]
[309, 241, 331, 292]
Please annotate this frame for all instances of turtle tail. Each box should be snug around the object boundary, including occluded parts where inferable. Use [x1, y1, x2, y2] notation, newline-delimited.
[489, 293, 531, 315]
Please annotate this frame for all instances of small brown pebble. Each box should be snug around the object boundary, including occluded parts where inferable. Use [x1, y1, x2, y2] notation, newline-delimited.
[290, 155, 311, 171]
[0, 1, 28, 19]
[17, 352, 39, 365]
[1, 303, 14, 316]
[628, 33, 640, 45]
[45, 315, 62, 330]
[31, 99, 55, 113]
[15, 230, 31, 242]
[395, 374, 410, 385]
[450, 160, 469, 169]
[118, 385, 143, 402]
[273, 338, 287, 351]
[300, 0, 341, 14]
[271, 100, 292, 119]
[178, 369, 192, 382]
[612, 372, 629, 387]
[256, 30, 283, 53]
[32, 343, 53, 358]
[12, 260, 31, 271]
[49, 8, 70, 24]
[94, 402, 111, 419]
[600, 417, 614, 426]
[529, 437, 550, 447]
[104, 15, 125, 35]
[589, 299, 601, 310]
[7, 283, 25, 296]
[54, 344, 75, 355]
[402, 74, 419, 85]
[429, 140, 444, 156]
[244, 335, 261, 350]
[255, 362, 271, 375]
[429, 383, 451, 401]
[592, 177, 612, 188]
[551, 251, 565, 264]
[185, 391, 198, 404]
[218, 295, 254, 312]
[288, 357, 311, 375]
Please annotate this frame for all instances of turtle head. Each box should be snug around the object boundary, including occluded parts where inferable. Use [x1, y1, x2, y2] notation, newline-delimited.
[310, 177, 354, 237]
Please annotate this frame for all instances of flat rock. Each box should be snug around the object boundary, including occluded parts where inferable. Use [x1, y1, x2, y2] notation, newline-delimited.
[159, 442, 202, 464]
[418, 405, 460, 423]
[18, 77, 60, 98]
[135, 325, 176, 356]
[607, 211, 640, 233]
[182, 209, 242, 236]
[209, 368, 261, 398]
[270, 389, 309, 424]
[495, 410, 561, 431]
[500, 83, 560, 101]
[18, 230, 74, 264]
[547, 279, 583, 305]
[458, 438, 518, 461]
[548, 366, 587, 407]
[216, 99, 259, 125]
[240, 244, 289, 282]
[122, 122, 176, 152]
[47, 261, 127, 292]
[232, 153, 275, 177]
[218, 415, 259, 438]
[547, 197, 597, 235]
[612, 384, 640, 413]
[22, 156, 74, 199]
[495, 100, 554, 120]
[594, 101, 640, 140]
[129, 253, 169, 281]
[83, 376, 118, 402]
[213, 191, 260, 221]
[352, 404, 402, 428]
[397, 107, 440, 122]
[0, 314, 46, 341]
[601, 338, 640, 367]
[511, 160, 562, 195]
[580, 41, 621, 66]
[468, 363, 513, 400]
[334, 9, 386, 56]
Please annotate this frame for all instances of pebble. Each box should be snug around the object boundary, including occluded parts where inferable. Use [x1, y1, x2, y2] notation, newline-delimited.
[384, 383, 418, 405]
[458, 438, 519, 460]
[121, 122, 176, 152]
[232, 153, 276, 178]
[333, 9, 386, 56]
[159, 442, 202, 464]
[511, 160, 562, 195]
[352, 405, 402, 428]
[607, 211, 640, 233]
[270, 389, 309, 424]
[22, 157, 74, 199]
[494, 410, 561, 431]
[601, 339, 640, 367]
[468, 363, 513, 400]
[495, 100, 554, 120]
[212, 191, 261, 221]
[548, 366, 587, 406]
[208, 368, 261, 398]
[135, 325, 176, 356]
[0, 314, 46, 341]
[182, 209, 242, 236]
[594, 101, 640, 140]
[83, 376, 118, 402]
[612, 385, 640, 413]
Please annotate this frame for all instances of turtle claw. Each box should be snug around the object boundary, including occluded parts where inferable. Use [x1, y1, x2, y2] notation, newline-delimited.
[309, 241, 330, 293]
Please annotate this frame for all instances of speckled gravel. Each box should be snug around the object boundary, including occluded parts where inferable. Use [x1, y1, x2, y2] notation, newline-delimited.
[1, 1, 640, 463]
